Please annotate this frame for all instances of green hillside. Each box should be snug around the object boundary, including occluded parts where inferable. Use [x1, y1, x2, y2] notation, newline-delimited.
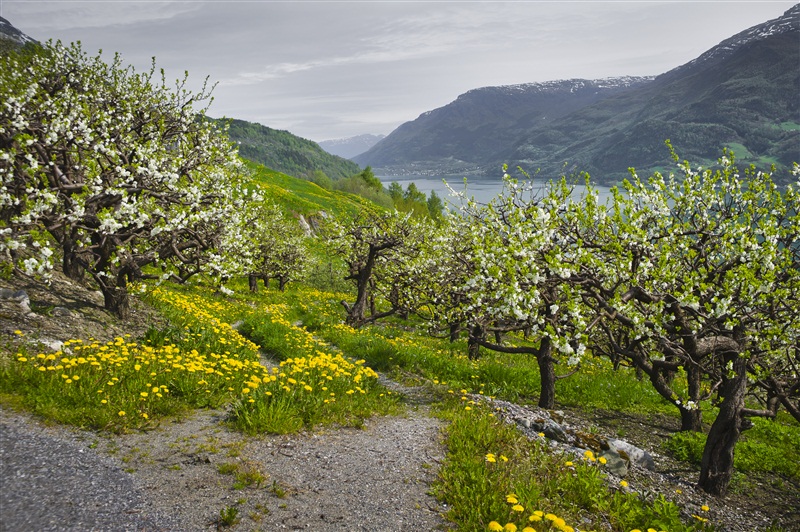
[219, 118, 361, 180]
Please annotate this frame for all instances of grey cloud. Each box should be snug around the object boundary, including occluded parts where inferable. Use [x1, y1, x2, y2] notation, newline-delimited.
[4, 1, 796, 141]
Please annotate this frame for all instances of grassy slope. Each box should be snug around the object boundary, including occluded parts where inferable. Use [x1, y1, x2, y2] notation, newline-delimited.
[244, 159, 379, 219]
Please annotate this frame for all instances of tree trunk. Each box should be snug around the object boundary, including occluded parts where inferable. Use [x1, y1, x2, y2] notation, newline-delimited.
[449, 323, 460, 343]
[61, 236, 85, 282]
[698, 354, 747, 495]
[263, 276, 270, 288]
[279, 276, 287, 291]
[346, 246, 377, 327]
[679, 406, 703, 432]
[467, 324, 483, 360]
[679, 365, 704, 431]
[101, 285, 130, 320]
[537, 337, 555, 409]
[248, 273, 259, 293]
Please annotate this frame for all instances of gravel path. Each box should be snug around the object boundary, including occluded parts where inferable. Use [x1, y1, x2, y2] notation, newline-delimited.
[0, 408, 181, 531]
[0, 399, 447, 532]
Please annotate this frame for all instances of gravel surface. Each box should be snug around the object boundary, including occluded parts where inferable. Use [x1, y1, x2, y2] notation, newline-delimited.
[0, 409, 181, 531]
[1, 402, 447, 532]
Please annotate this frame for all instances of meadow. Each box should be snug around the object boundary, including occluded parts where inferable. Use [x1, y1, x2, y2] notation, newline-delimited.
[2, 278, 798, 531]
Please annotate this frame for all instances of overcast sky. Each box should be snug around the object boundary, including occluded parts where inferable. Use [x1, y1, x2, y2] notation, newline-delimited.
[3, 1, 796, 142]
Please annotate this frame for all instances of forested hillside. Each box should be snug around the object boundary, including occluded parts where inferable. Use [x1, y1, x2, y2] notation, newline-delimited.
[220, 117, 362, 180]
[355, 77, 653, 177]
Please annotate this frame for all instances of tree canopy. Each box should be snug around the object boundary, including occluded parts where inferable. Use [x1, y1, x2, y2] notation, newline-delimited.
[0, 42, 244, 317]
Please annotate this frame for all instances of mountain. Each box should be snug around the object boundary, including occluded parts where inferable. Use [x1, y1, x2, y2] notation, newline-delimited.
[354, 77, 653, 177]
[319, 134, 385, 159]
[0, 16, 37, 46]
[219, 118, 362, 180]
[357, 5, 799, 184]
[498, 4, 799, 184]
[0, 16, 38, 54]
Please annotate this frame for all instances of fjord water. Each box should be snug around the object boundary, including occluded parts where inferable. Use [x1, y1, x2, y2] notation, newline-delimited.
[379, 175, 614, 207]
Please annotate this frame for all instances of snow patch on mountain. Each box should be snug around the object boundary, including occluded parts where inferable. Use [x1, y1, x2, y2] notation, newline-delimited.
[684, 4, 798, 68]
[459, 76, 657, 99]
[0, 16, 38, 45]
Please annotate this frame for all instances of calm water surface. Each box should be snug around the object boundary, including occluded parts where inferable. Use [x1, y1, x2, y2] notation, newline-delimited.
[379, 175, 613, 207]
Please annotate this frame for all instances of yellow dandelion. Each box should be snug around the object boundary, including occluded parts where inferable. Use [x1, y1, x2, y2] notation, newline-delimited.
[512, 504, 525, 512]
[488, 522, 504, 532]
[620, 480, 629, 488]
[505, 494, 518, 504]
[486, 453, 497, 463]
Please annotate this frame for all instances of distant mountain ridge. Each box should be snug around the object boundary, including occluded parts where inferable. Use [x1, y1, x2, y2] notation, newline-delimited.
[319, 134, 385, 160]
[354, 76, 653, 177]
[357, 5, 799, 184]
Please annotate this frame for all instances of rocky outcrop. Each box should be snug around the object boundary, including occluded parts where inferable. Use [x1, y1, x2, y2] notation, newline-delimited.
[477, 396, 656, 479]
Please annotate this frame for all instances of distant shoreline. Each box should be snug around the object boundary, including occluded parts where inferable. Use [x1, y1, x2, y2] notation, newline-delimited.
[378, 174, 613, 205]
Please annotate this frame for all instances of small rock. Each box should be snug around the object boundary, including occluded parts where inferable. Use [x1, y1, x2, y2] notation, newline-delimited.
[540, 419, 568, 443]
[0, 288, 28, 301]
[53, 307, 73, 318]
[607, 438, 655, 471]
[599, 449, 628, 476]
[0, 288, 31, 314]
[39, 338, 64, 352]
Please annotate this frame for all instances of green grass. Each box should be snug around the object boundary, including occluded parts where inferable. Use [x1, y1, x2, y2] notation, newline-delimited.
[664, 415, 800, 479]
[245, 160, 378, 219]
[0, 280, 400, 434]
[432, 401, 707, 532]
[776, 121, 800, 132]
